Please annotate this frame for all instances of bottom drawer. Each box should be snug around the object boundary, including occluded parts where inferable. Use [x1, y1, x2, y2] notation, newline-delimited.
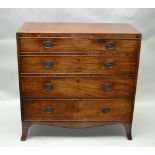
[22, 99, 133, 121]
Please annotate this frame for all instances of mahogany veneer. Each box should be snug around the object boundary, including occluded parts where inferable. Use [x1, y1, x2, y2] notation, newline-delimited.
[16, 23, 141, 141]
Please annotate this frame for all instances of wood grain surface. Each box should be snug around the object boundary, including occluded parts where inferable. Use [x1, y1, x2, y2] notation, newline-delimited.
[22, 99, 132, 121]
[20, 55, 137, 74]
[21, 76, 135, 99]
[17, 23, 140, 34]
[19, 38, 138, 52]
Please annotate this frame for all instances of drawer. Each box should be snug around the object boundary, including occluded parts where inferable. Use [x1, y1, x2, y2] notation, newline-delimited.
[19, 38, 138, 52]
[20, 55, 137, 74]
[22, 100, 77, 121]
[77, 99, 133, 121]
[21, 76, 135, 98]
[22, 99, 132, 121]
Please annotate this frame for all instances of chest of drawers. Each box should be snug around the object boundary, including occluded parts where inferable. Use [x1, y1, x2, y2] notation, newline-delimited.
[16, 23, 141, 141]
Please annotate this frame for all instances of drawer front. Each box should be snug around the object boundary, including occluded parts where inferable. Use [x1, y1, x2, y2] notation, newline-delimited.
[21, 77, 135, 98]
[19, 38, 138, 52]
[22, 100, 77, 121]
[20, 56, 137, 74]
[77, 99, 133, 121]
[22, 99, 132, 121]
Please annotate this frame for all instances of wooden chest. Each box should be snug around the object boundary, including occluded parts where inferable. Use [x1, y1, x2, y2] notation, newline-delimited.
[16, 23, 141, 141]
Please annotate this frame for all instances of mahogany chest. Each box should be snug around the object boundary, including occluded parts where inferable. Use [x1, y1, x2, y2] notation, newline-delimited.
[16, 23, 141, 140]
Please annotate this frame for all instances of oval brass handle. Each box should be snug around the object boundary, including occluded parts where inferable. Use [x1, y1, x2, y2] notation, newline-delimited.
[105, 42, 115, 50]
[102, 84, 112, 91]
[43, 41, 53, 49]
[44, 83, 53, 91]
[45, 107, 54, 113]
[104, 62, 114, 69]
[43, 61, 54, 69]
[102, 106, 110, 113]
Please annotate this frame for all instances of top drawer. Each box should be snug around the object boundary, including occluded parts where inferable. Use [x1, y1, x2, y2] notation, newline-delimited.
[18, 38, 138, 53]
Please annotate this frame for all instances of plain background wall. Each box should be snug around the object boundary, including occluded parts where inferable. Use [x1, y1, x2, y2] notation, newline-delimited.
[0, 8, 155, 146]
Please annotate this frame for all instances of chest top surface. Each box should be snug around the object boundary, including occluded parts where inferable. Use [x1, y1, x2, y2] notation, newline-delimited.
[17, 22, 141, 34]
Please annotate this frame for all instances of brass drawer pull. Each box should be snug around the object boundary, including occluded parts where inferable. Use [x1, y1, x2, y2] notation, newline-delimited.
[104, 62, 114, 69]
[43, 61, 54, 69]
[102, 106, 110, 113]
[105, 42, 115, 50]
[44, 83, 54, 91]
[102, 84, 112, 91]
[43, 41, 53, 49]
[45, 107, 54, 113]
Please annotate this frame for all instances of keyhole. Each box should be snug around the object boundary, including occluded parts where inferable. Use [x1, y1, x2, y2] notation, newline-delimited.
[77, 58, 80, 62]
[76, 79, 80, 83]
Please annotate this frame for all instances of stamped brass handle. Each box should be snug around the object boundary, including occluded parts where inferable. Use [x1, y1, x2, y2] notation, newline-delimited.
[43, 41, 53, 49]
[102, 84, 112, 91]
[44, 83, 53, 91]
[105, 42, 115, 50]
[45, 107, 54, 113]
[102, 106, 110, 113]
[43, 61, 54, 69]
[104, 62, 114, 69]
